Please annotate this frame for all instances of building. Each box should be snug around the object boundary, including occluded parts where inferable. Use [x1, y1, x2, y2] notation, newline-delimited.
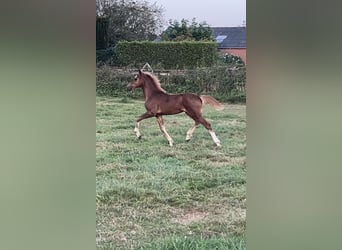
[211, 27, 246, 63]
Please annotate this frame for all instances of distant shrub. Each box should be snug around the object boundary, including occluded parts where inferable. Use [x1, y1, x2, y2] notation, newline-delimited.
[221, 53, 245, 68]
[96, 47, 114, 65]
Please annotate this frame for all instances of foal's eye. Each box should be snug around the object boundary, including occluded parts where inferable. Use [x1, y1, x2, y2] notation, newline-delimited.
[134, 75, 138, 80]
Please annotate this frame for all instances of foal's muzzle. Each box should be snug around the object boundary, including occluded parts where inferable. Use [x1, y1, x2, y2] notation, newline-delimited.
[127, 83, 133, 91]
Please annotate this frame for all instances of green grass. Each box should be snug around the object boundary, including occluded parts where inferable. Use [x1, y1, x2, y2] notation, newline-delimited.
[96, 96, 246, 250]
[142, 236, 245, 250]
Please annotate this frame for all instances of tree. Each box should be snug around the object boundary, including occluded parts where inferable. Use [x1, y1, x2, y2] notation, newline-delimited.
[96, 0, 164, 47]
[96, 17, 109, 49]
[161, 18, 213, 41]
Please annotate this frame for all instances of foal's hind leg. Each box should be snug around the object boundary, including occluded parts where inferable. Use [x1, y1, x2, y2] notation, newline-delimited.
[186, 112, 221, 147]
[156, 115, 174, 146]
[186, 122, 199, 141]
[198, 116, 221, 147]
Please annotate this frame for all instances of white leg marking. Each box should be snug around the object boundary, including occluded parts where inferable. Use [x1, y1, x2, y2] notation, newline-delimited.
[209, 130, 221, 147]
[161, 125, 174, 146]
[156, 116, 174, 146]
[186, 124, 197, 141]
[134, 122, 141, 138]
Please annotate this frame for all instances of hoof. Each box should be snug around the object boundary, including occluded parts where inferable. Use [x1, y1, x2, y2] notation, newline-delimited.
[138, 135, 142, 140]
[186, 139, 191, 142]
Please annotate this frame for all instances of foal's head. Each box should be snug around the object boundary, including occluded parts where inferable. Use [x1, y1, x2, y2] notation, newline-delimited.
[127, 70, 145, 90]
[128, 70, 166, 94]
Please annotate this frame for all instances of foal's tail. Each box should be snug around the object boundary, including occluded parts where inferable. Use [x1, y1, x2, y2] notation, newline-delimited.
[200, 95, 224, 110]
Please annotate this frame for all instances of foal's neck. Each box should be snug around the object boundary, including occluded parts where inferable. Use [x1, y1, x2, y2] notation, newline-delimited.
[142, 79, 165, 99]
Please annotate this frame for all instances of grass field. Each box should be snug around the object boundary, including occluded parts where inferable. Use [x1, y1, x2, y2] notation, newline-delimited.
[96, 96, 246, 250]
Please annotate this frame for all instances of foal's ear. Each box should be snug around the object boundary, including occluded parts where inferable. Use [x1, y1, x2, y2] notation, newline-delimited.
[138, 69, 143, 75]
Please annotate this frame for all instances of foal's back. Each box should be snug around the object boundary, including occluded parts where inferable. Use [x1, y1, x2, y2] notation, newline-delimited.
[146, 92, 202, 116]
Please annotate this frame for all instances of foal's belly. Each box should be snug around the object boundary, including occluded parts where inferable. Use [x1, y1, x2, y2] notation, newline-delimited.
[152, 104, 185, 115]
[146, 95, 185, 115]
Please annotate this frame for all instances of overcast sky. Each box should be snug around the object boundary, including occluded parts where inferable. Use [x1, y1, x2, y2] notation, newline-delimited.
[147, 0, 246, 27]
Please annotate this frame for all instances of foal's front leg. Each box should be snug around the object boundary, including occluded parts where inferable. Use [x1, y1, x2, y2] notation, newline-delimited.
[156, 115, 174, 146]
[134, 122, 141, 139]
[134, 112, 154, 139]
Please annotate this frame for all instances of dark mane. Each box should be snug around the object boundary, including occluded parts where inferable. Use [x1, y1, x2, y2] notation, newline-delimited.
[143, 72, 166, 93]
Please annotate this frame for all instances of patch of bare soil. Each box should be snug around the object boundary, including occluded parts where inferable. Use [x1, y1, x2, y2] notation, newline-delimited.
[173, 210, 209, 225]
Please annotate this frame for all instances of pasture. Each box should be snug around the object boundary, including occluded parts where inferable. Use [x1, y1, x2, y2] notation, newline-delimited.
[96, 96, 246, 249]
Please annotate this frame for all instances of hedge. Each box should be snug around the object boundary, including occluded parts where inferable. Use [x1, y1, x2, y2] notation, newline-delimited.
[115, 41, 218, 69]
[96, 66, 246, 103]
